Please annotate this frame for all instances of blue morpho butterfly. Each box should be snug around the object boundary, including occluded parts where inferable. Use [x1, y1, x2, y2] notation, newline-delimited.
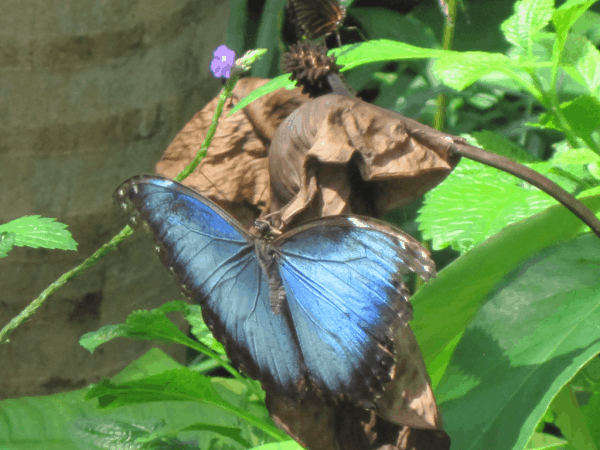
[115, 175, 435, 407]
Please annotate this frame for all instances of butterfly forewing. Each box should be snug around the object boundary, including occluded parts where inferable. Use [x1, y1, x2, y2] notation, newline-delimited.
[115, 176, 306, 396]
[289, 0, 346, 40]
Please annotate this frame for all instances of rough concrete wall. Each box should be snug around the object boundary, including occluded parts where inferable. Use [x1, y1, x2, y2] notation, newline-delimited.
[0, 0, 231, 398]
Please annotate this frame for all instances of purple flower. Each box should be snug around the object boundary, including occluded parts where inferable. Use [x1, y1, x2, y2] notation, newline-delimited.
[210, 45, 236, 78]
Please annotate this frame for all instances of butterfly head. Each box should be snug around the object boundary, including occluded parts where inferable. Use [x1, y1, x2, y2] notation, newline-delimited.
[253, 218, 282, 240]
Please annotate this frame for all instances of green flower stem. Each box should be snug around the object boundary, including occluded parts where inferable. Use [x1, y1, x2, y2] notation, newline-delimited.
[0, 226, 134, 344]
[433, 0, 458, 132]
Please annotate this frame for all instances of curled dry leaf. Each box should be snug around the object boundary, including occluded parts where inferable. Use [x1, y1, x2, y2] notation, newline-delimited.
[155, 77, 309, 226]
[267, 94, 461, 229]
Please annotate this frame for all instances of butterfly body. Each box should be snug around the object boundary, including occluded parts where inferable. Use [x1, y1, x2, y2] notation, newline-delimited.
[115, 175, 435, 407]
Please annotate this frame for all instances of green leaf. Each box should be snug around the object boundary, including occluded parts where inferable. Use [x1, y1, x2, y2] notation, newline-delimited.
[553, 147, 600, 166]
[561, 36, 600, 96]
[227, 74, 295, 116]
[551, 385, 598, 450]
[249, 442, 305, 450]
[501, 0, 554, 50]
[538, 95, 600, 141]
[412, 194, 600, 389]
[0, 349, 274, 450]
[0, 216, 77, 251]
[525, 431, 568, 449]
[0, 232, 15, 258]
[79, 303, 199, 352]
[580, 390, 600, 445]
[469, 131, 538, 162]
[70, 417, 167, 450]
[552, 0, 597, 41]
[418, 158, 558, 253]
[331, 39, 445, 71]
[432, 51, 541, 91]
[436, 234, 600, 450]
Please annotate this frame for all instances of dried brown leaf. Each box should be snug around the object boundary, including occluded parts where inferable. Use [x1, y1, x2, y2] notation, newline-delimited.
[267, 94, 461, 228]
[155, 77, 309, 226]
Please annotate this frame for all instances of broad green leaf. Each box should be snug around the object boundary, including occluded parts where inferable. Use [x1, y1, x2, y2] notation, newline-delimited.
[411, 194, 600, 388]
[0, 216, 77, 251]
[501, 0, 554, 50]
[436, 233, 600, 450]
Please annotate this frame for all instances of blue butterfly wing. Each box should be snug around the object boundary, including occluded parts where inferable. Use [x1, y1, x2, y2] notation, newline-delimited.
[273, 216, 435, 406]
[114, 175, 304, 395]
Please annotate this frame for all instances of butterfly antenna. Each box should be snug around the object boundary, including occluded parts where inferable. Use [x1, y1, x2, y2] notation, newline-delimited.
[197, 169, 232, 203]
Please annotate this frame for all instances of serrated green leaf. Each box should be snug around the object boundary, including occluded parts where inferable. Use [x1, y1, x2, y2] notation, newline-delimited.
[0, 232, 16, 258]
[436, 233, 600, 450]
[80, 306, 197, 353]
[70, 417, 164, 450]
[0, 215, 77, 251]
[561, 36, 600, 96]
[432, 52, 538, 91]
[501, 0, 554, 50]
[418, 159, 558, 253]
[86, 369, 218, 408]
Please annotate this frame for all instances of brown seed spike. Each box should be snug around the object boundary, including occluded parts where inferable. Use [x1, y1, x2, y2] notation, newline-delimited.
[283, 43, 343, 98]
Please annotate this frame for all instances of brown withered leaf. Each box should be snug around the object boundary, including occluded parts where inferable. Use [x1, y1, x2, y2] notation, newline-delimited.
[267, 94, 461, 229]
[155, 77, 309, 226]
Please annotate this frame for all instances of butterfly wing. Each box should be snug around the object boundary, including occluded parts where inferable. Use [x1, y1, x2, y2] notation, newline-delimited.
[289, 0, 346, 40]
[273, 216, 435, 407]
[114, 175, 305, 395]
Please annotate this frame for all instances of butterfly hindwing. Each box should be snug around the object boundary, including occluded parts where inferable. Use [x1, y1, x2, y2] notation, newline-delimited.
[273, 216, 435, 406]
[115, 175, 305, 396]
